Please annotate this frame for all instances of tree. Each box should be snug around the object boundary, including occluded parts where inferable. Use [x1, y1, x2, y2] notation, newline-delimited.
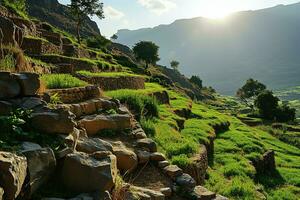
[190, 75, 203, 89]
[254, 90, 279, 119]
[133, 41, 160, 69]
[110, 34, 118, 41]
[237, 78, 266, 108]
[69, 0, 104, 43]
[170, 60, 180, 71]
[274, 105, 296, 122]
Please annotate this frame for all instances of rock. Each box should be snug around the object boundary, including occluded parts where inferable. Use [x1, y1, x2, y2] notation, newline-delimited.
[150, 152, 166, 162]
[56, 147, 73, 159]
[0, 101, 13, 115]
[175, 173, 196, 192]
[0, 72, 21, 100]
[62, 152, 117, 193]
[0, 16, 23, 46]
[130, 186, 165, 200]
[192, 186, 216, 200]
[112, 142, 138, 173]
[253, 150, 276, 174]
[30, 109, 76, 134]
[164, 165, 183, 179]
[151, 91, 170, 104]
[76, 137, 113, 154]
[214, 195, 229, 200]
[21, 147, 56, 196]
[160, 187, 172, 197]
[136, 150, 150, 164]
[78, 114, 132, 135]
[20, 142, 42, 151]
[136, 138, 157, 152]
[19, 97, 46, 110]
[158, 161, 169, 168]
[0, 187, 4, 200]
[13, 73, 40, 96]
[0, 151, 27, 200]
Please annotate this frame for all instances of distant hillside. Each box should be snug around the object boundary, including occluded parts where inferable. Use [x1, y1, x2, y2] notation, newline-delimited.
[27, 0, 100, 38]
[116, 3, 300, 95]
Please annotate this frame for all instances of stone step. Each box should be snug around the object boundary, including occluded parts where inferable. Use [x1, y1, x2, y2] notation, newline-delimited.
[78, 113, 133, 135]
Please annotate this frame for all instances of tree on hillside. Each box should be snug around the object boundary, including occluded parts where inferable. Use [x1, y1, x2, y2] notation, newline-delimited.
[170, 60, 180, 71]
[254, 90, 279, 119]
[110, 34, 118, 41]
[133, 41, 160, 69]
[237, 78, 266, 108]
[69, 0, 104, 43]
[190, 75, 203, 89]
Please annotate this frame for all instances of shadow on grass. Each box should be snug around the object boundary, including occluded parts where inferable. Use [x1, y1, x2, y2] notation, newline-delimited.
[255, 169, 285, 189]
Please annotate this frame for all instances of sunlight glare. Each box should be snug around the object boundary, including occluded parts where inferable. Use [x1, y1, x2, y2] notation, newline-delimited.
[201, 6, 235, 19]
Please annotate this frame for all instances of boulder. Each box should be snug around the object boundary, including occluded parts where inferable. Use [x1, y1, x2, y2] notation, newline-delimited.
[150, 152, 166, 162]
[158, 161, 169, 168]
[253, 150, 276, 174]
[136, 150, 150, 164]
[164, 165, 183, 179]
[130, 186, 165, 200]
[20, 142, 42, 151]
[18, 97, 46, 110]
[21, 147, 56, 195]
[136, 138, 157, 152]
[192, 186, 216, 200]
[175, 173, 196, 192]
[0, 72, 21, 100]
[13, 73, 41, 96]
[76, 137, 113, 154]
[78, 114, 132, 135]
[62, 152, 117, 193]
[0, 151, 27, 200]
[112, 142, 138, 173]
[30, 109, 76, 134]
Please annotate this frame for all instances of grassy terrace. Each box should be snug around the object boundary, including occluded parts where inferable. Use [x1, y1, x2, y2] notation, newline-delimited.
[77, 70, 145, 78]
[106, 83, 300, 200]
[41, 74, 88, 89]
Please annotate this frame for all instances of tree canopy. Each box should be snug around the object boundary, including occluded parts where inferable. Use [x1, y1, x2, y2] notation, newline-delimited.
[254, 90, 279, 119]
[69, 0, 104, 43]
[237, 78, 266, 99]
[170, 60, 180, 71]
[133, 41, 160, 68]
[190, 75, 203, 89]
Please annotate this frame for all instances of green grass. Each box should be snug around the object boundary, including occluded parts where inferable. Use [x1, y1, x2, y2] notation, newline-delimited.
[77, 70, 143, 78]
[41, 74, 88, 89]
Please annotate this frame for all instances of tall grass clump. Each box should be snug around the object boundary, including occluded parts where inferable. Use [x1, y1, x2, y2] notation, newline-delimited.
[41, 74, 88, 89]
[109, 90, 158, 120]
[140, 118, 156, 136]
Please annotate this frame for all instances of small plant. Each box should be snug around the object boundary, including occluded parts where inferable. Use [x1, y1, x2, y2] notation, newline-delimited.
[140, 118, 156, 136]
[49, 93, 62, 106]
[0, 53, 16, 71]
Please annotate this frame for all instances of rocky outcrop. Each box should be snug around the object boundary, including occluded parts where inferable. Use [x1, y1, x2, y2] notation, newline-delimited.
[76, 137, 113, 154]
[27, 0, 100, 38]
[21, 145, 56, 196]
[0, 15, 23, 46]
[61, 152, 117, 193]
[252, 150, 276, 174]
[78, 114, 132, 135]
[0, 72, 21, 100]
[0, 152, 27, 200]
[150, 91, 170, 104]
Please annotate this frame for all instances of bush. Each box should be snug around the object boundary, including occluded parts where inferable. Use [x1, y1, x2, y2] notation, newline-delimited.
[85, 36, 111, 49]
[41, 74, 88, 89]
[274, 105, 296, 122]
[190, 75, 203, 89]
[254, 90, 279, 119]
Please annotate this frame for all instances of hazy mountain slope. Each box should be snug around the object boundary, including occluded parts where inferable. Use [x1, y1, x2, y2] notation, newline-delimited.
[27, 0, 100, 38]
[116, 3, 300, 95]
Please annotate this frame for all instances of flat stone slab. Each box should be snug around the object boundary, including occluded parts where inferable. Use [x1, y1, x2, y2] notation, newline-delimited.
[163, 165, 183, 179]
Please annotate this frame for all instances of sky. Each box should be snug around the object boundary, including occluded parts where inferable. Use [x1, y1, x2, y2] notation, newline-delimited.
[58, 0, 300, 37]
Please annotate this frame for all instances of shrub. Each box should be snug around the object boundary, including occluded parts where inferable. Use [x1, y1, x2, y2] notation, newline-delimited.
[41, 74, 88, 89]
[86, 36, 111, 49]
[254, 90, 279, 119]
[274, 105, 296, 122]
[190, 75, 203, 89]
[140, 118, 156, 136]
[171, 154, 191, 168]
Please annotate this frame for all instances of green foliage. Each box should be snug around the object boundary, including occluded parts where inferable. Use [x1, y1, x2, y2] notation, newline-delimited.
[0, 109, 64, 151]
[69, 0, 105, 42]
[1, 0, 27, 18]
[108, 91, 158, 120]
[0, 52, 15, 71]
[110, 34, 118, 41]
[190, 75, 203, 89]
[274, 105, 296, 122]
[85, 35, 111, 49]
[255, 90, 279, 119]
[41, 74, 88, 89]
[170, 60, 180, 71]
[237, 78, 266, 99]
[49, 93, 62, 106]
[133, 41, 160, 68]
[78, 70, 141, 77]
[140, 118, 156, 136]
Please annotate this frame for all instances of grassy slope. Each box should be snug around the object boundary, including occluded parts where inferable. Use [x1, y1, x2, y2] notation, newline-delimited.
[106, 83, 300, 200]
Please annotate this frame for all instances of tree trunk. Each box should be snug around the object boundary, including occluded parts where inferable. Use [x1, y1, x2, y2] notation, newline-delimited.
[76, 20, 81, 44]
[145, 62, 149, 69]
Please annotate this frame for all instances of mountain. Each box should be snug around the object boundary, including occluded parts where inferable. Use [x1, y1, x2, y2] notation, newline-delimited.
[116, 3, 300, 95]
[27, 0, 100, 38]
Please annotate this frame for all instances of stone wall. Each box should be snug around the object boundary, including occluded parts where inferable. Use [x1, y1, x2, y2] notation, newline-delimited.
[79, 75, 145, 91]
[46, 85, 103, 104]
[22, 37, 62, 55]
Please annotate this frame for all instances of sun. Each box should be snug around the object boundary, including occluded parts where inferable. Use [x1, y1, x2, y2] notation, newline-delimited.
[201, 7, 234, 19]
